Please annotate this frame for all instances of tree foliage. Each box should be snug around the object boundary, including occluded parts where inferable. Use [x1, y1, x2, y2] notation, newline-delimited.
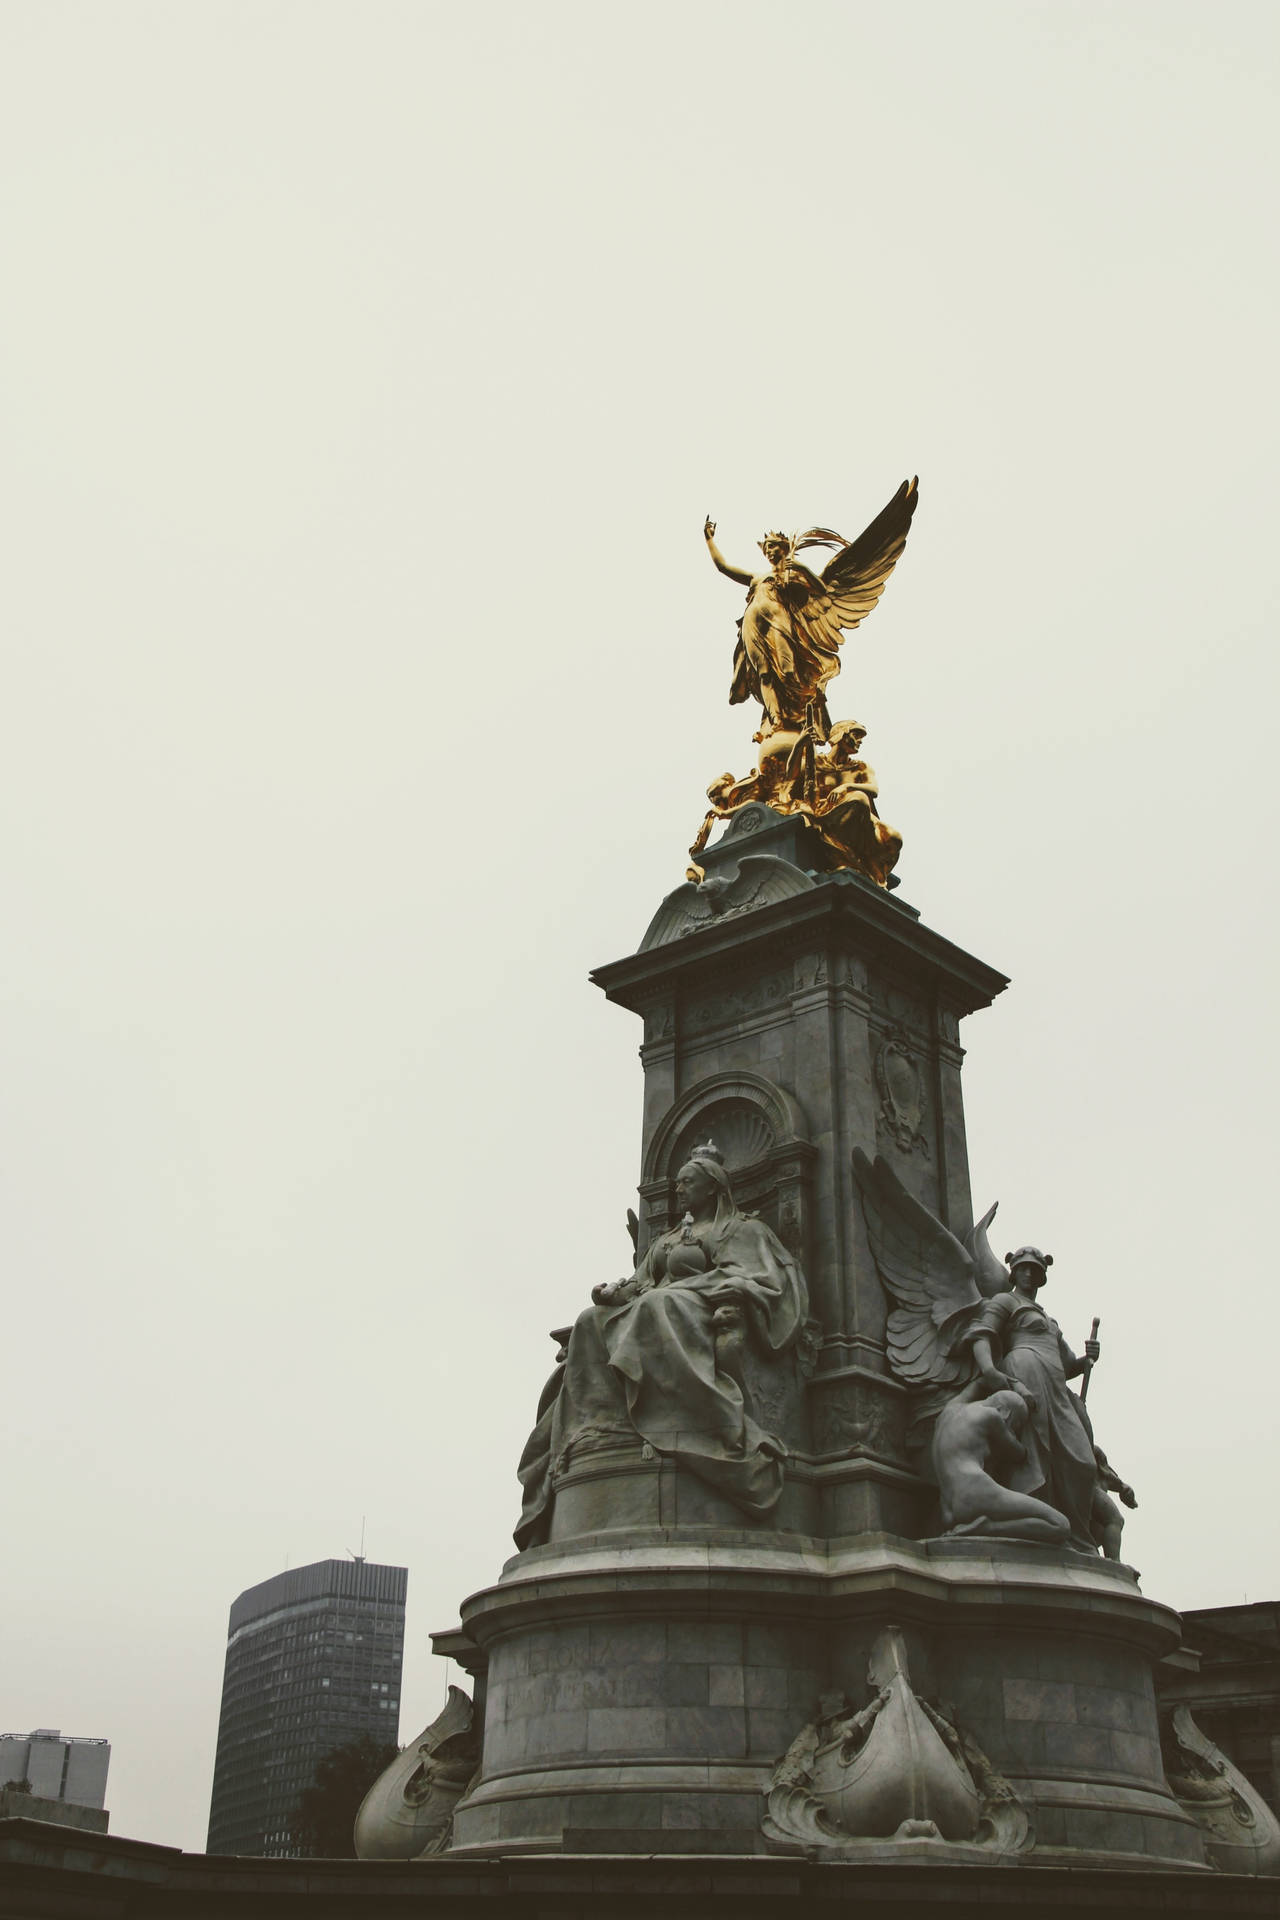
[291, 1734, 398, 1858]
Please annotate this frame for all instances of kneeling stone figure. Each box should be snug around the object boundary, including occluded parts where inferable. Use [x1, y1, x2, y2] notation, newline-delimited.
[931, 1379, 1070, 1544]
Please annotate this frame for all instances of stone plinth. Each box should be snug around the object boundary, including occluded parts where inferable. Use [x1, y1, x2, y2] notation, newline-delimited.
[540, 1439, 821, 1542]
[590, 818, 1007, 1543]
[444, 1532, 1204, 1868]
[421, 813, 1252, 1878]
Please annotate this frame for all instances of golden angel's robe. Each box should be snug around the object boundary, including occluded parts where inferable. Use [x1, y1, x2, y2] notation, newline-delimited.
[730, 564, 840, 734]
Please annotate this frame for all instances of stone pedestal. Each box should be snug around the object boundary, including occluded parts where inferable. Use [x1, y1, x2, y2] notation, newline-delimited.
[427, 812, 1249, 1878]
[446, 1534, 1203, 1866]
[591, 810, 1007, 1542]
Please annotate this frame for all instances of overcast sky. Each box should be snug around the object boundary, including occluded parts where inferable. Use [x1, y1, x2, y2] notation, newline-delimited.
[2, 0, 1277, 1856]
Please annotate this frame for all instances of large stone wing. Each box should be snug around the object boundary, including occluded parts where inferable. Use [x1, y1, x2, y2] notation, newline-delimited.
[816, 477, 919, 634]
[852, 1148, 981, 1387]
[966, 1199, 1009, 1299]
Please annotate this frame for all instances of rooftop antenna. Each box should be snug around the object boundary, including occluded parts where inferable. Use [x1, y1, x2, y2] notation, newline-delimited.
[348, 1516, 367, 1565]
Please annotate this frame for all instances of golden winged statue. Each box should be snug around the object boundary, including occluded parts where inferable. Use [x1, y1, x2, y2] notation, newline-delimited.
[704, 477, 919, 741]
[693, 478, 919, 888]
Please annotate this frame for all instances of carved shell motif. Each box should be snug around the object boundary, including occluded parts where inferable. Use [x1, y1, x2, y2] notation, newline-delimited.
[672, 1100, 776, 1175]
[874, 1026, 929, 1158]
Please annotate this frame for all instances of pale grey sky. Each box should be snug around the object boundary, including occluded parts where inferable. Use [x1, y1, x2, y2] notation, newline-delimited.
[1, 0, 1277, 1856]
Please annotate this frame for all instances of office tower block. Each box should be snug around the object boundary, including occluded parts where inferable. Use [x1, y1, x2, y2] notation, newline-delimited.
[206, 1558, 407, 1856]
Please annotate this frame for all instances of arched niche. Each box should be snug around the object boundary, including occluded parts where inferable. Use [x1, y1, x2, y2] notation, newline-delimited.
[639, 1070, 817, 1271]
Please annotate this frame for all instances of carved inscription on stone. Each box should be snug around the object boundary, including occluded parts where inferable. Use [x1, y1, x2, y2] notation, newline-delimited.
[685, 968, 790, 1035]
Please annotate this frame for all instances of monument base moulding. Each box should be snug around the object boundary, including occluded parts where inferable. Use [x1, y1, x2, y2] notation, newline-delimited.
[441, 1530, 1205, 1868]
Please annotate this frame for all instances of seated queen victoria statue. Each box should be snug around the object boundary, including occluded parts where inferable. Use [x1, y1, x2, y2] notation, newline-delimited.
[515, 1143, 809, 1549]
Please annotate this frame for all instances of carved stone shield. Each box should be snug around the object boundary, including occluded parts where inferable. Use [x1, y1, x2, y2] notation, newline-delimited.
[874, 1026, 928, 1156]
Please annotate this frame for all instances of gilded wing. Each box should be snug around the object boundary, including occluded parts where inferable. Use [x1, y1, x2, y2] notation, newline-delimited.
[852, 1148, 980, 1387]
[819, 477, 919, 627]
[787, 479, 919, 671]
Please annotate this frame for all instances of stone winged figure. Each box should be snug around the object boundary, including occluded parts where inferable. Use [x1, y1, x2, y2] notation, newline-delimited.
[703, 478, 919, 742]
[852, 1150, 1115, 1555]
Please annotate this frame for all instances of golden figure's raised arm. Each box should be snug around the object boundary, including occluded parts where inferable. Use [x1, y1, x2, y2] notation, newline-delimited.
[703, 517, 754, 588]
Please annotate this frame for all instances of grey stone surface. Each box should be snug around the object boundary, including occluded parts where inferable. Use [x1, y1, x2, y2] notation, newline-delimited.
[707, 1668, 745, 1707]
[664, 1666, 711, 1707]
[1109, 1730, 1162, 1777]
[1042, 1724, 1113, 1770]
[1075, 1684, 1149, 1733]
[0, 1791, 107, 1835]
[1004, 1677, 1078, 1722]
[447, 1531, 1206, 1865]
[664, 1708, 747, 1755]
[565, 1789, 664, 1829]
[522, 1626, 590, 1674]
[669, 1623, 743, 1663]
[746, 1710, 802, 1761]
[579, 1667, 667, 1709]
[744, 1669, 788, 1710]
[586, 1622, 666, 1665]
[585, 1708, 667, 1752]
[661, 1791, 762, 1830]
[16, 1820, 1280, 1918]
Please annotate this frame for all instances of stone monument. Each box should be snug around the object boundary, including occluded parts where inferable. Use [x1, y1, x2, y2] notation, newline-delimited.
[358, 482, 1280, 1881]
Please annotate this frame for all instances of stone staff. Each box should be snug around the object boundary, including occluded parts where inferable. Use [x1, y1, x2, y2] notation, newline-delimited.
[1080, 1316, 1101, 1401]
